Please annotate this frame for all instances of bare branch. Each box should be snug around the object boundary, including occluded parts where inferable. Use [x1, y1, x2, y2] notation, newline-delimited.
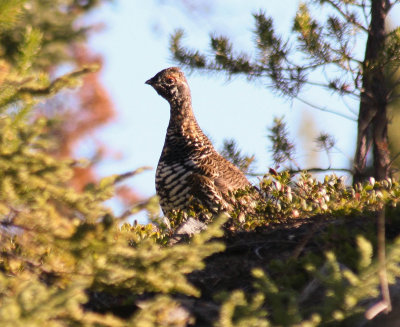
[361, 0, 371, 26]
[287, 167, 353, 174]
[113, 167, 153, 185]
[248, 167, 353, 177]
[341, 96, 359, 116]
[296, 96, 358, 121]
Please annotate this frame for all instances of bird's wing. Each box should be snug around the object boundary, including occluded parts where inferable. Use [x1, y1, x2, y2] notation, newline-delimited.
[187, 173, 230, 212]
[187, 151, 251, 202]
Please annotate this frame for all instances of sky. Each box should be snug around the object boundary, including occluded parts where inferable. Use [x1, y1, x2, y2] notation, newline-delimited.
[84, 0, 399, 220]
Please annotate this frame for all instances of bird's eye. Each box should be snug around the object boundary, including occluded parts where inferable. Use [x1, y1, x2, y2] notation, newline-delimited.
[165, 76, 175, 84]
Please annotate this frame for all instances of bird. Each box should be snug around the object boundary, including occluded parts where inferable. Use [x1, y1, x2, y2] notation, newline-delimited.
[145, 67, 253, 219]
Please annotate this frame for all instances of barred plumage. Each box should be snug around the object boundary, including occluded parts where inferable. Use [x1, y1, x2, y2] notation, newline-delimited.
[146, 67, 252, 216]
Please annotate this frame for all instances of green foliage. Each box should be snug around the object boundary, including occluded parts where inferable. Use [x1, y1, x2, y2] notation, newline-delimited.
[0, 273, 127, 327]
[293, 3, 330, 64]
[132, 295, 194, 327]
[158, 0, 400, 325]
[216, 289, 269, 327]
[17, 27, 42, 73]
[268, 117, 296, 168]
[230, 170, 400, 229]
[215, 235, 400, 326]
[0, 2, 227, 326]
[3, 1, 400, 326]
[170, 1, 371, 99]
[170, 29, 207, 69]
[0, 0, 110, 69]
[0, 0, 26, 31]
[0, 86, 226, 322]
[315, 132, 335, 152]
[169, 0, 400, 181]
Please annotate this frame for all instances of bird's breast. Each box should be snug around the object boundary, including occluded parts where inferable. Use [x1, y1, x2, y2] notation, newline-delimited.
[156, 159, 195, 212]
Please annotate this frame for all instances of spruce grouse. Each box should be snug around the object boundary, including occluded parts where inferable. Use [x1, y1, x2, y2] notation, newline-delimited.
[146, 67, 253, 217]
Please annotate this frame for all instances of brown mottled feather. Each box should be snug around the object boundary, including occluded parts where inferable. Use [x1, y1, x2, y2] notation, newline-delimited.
[146, 67, 252, 216]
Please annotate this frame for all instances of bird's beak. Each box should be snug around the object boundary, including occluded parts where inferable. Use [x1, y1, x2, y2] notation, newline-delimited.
[145, 77, 155, 85]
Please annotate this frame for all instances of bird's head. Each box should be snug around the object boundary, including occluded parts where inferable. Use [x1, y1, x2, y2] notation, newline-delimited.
[145, 67, 190, 104]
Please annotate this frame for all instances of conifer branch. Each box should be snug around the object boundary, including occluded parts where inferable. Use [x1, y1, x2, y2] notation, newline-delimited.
[19, 66, 99, 96]
[322, 0, 369, 31]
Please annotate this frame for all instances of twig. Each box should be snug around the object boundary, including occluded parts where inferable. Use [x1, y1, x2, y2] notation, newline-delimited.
[19, 66, 98, 95]
[296, 96, 357, 121]
[361, 0, 370, 28]
[287, 167, 353, 175]
[365, 300, 390, 320]
[254, 246, 264, 260]
[388, 151, 400, 168]
[324, 0, 368, 32]
[113, 166, 153, 185]
[247, 167, 353, 177]
[291, 222, 320, 259]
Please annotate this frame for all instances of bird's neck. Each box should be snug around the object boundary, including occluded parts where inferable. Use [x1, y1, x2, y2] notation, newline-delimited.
[166, 99, 214, 152]
[168, 97, 200, 135]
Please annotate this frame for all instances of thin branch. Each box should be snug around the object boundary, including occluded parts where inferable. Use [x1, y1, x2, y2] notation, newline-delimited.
[330, 47, 364, 66]
[388, 93, 400, 101]
[113, 166, 153, 185]
[19, 66, 98, 96]
[333, 145, 354, 162]
[388, 151, 400, 167]
[386, 0, 395, 12]
[287, 167, 353, 174]
[292, 221, 321, 259]
[319, 68, 362, 100]
[341, 95, 359, 115]
[365, 300, 391, 320]
[361, 0, 371, 27]
[305, 79, 361, 98]
[296, 96, 358, 121]
[324, 0, 369, 32]
[247, 167, 353, 177]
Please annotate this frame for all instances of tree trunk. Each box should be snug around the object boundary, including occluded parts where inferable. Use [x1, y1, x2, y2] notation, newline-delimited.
[353, 0, 391, 184]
